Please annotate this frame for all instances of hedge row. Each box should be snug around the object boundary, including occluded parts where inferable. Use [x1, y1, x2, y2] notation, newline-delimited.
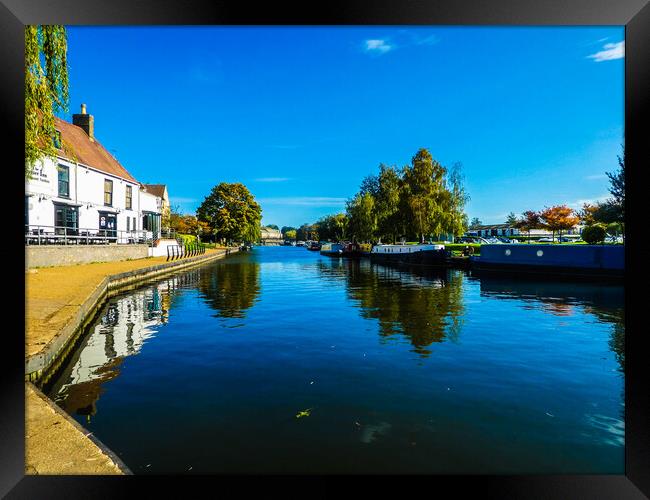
[177, 234, 198, 245]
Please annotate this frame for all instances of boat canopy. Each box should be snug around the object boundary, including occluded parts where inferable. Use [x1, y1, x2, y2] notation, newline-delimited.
[371, 244, 445, 254]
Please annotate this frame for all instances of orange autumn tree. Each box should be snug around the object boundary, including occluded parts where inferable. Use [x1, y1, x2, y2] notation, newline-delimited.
[577, 202, 598, 225]
[539, 205, 580, 242]
[514, 210, 542, 243]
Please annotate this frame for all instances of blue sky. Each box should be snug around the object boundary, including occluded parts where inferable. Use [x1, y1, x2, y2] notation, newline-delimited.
[60, 26, 624, 227]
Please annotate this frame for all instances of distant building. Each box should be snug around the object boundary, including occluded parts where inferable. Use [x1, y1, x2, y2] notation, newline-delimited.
[468, 223, 583, 239]
[468, 224, 520, 238]
[259, 227, 283, 245]
[25, 104, 165, 243]
[142, 184, 170, 230]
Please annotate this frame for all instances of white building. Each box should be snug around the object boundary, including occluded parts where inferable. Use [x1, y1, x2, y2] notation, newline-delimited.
[468, 223, 583, 239]
[25, 104, 163, 244]
[259, 226, 283, 245]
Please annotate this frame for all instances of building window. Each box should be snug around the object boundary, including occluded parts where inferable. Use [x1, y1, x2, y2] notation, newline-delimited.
[104, 179, 113, 206]
[126, 185, 132, 210]
[127, 217, 130, 231]
[54, 204, 78, 235]
[58, 165, 70, 198]
[142, 212, 161, 237]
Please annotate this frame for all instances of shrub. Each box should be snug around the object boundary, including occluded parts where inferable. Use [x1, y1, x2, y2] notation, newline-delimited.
[178, 234, 197, 245]
[581, 224, 607, 244]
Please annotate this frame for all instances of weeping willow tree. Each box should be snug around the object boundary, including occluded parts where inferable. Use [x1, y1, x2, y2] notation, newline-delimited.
[25, 25, 69, 178]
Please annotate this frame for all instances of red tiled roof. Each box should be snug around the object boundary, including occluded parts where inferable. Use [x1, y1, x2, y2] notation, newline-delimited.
[54, 117, 139, 184]
[143, 184, 167, 198]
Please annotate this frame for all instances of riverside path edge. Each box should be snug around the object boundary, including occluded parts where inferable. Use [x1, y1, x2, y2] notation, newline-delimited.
[26, 247, 239, 381]
[24, 247, 239, 475]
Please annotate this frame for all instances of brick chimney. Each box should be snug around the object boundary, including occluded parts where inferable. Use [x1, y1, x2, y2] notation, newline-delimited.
[72, 103, 94, 141]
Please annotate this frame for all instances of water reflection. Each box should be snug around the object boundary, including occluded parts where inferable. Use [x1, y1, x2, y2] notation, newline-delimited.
[197, 260, 261, 319]
[319, 259, 465, 357]
[475, 275, 625, 372]
[47, 277, 182, 420]
[43, 248, 625, 474]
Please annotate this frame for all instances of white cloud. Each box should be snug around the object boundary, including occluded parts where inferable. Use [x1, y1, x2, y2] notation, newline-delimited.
[364, 39, 393, 54]
[254, 177, 291, 183]
[585, 174, 607, 180]
[587, 41, 624, 62]
[412, 34, 439, 46]
[567, 194, 610, 208]
[258, 197, 346, 207]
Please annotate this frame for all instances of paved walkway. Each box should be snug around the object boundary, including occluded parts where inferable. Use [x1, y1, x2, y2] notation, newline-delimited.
[26, 383, 125, 474]
[24, 248, 228, 475]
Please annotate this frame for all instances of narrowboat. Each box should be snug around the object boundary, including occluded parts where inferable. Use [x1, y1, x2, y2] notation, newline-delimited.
[369, 244, 448, 266]
[320, 243, 344, 256]
[306, 241, 321, 251]
[358, 243, 373, 257]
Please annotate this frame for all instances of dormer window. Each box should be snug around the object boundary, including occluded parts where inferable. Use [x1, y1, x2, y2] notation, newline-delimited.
[53, 130, 62, 149]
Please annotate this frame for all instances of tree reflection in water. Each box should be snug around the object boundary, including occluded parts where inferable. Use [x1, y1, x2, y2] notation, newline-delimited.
[318, 259, 465, 357]
[198, 261, 261, 319]
[475, 275, 625, 373]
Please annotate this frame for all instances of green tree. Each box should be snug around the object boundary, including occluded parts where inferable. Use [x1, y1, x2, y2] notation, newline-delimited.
[316, 215, 335, 241]
[446, 162, 470, 238]
[606, 149, 625, 216]
[285, 229, 297, 240]
[592, 201, 622, 225]
[374, 164, 402, 243]
[296, 223, 319, 241]
[346, 192, 376, 243]
[196, 183, 262, 245]
[581, 224, 607, 244]
[506, 212, 518, 225]
[296, 224, 308, 241]
[330, 213, 348, 241]
[469, 217, 482, 229]
[266, 224, 279, 230]
[401, 148, 448, 243]
[359, 173, 380, 197]
[25, 25, 69, 177]
[588, 149, 625, 242]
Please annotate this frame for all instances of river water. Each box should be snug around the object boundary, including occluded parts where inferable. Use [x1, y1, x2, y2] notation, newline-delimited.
[44, 246, 624, 474]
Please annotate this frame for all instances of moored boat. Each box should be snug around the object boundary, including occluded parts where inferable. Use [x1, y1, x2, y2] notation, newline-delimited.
[320, 243, 343, 256]
[358, 243, 373, 257]
[306, 241, 321, 251]
[369, 244, 448, 266]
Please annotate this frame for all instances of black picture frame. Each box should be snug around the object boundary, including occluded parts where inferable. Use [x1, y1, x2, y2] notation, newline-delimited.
[3, 1, 648, 497]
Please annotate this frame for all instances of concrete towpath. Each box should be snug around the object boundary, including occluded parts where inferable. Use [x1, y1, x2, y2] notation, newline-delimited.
[25, 247, 235, 474]
[26, 383, 127, 474]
